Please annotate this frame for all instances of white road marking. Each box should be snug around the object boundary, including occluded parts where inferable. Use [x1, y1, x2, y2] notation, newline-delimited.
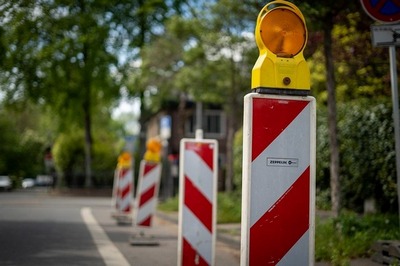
[81, 207, 130, 266]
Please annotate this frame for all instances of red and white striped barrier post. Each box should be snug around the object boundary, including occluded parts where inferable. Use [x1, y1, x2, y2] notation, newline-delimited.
[178, 136, 218, 266]
[134, 160, 162, 227]
[117, 167, 133, 214]
[242, 1, 315, 264]
[130, 137, 163, 246]
[112, 152, 134, 223]
[241, 93, 316, 265]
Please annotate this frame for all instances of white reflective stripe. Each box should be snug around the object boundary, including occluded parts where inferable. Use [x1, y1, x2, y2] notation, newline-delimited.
[118, 194, 132, 211]
[182, 206, 212, 265]
[118, 169, 133, 189]
[277, 230, 310, 266]
[136, 197, 157, 224]
[81, 207, 130, 266]
[140, 164, 161, 193]
[183, 150, 213, 202]
[250, 104, 311, 227]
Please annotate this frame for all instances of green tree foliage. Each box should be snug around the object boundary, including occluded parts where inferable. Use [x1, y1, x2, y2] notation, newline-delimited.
[340, 100, 397, 213]
[53, 126, 119, 187]
[135, 1, 258, 191]
[301, 1, 395, 216]
[0, 0, 188, 188]
[317, 100, 398, 213]
[0, 0, 182, 187]
[332, 13, 390, 100]
[0, 104, 48, 179]
[0, 0, 122, 187]
[0, 112, 21, 175]
[300, 0, 358, 217]
[53, 129, 85, 187]
[309, 12, 391, 103]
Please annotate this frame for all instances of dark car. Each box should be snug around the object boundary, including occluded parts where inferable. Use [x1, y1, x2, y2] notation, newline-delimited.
[35, 175, 53, 186]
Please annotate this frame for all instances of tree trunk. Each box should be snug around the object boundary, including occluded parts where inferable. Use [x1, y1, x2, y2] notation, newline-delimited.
[138, 90, 147, 159]
[225, 110, 235, 192]
[80, 5, 93, 188]
[324, 19, 340, 217]
[224, 56, 240, 192]
[83, 102, 92, 188]
[177, 92, 187, 138]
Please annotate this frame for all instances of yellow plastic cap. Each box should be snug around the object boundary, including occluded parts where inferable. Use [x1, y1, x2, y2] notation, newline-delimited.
[252, 0, 310, 91]
[118, 152, 132, 168]
[259, 8, 306, 58]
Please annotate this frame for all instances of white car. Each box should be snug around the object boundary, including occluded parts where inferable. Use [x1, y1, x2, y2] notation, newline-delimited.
[22, 178, 35, 189]
[0, 176, 12, 191]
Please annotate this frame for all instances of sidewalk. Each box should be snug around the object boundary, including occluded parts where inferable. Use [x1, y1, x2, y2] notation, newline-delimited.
[50, 188, 381, 265]
[156, 211, 382, 266]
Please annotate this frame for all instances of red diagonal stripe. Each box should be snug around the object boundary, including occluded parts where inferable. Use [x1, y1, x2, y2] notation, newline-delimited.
[138, 215, 152, 226]
[122, 205, 131, 213]
[185, 142, 214, 170]
[252, 98, 309, 161]
[144, 163, 157, 176]
[139, 185, 156, 207]
[184, 176, 213, 232]
[182, 238, 208, 266]
[119, 168, 129, 178]
[250, 167, 310, 265]
[119, 184, 132, 198]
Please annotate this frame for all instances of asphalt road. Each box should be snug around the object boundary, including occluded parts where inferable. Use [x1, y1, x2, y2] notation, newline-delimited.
[0, 188, 239, 266]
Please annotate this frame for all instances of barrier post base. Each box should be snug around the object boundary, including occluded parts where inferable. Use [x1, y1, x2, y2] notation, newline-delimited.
[129, 231, 159, 246]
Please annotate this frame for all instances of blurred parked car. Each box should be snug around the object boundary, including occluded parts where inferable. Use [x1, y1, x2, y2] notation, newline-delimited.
[22, 178, 35, 189]
[0, 176, 12, 191]
[36, 175, 53, 186]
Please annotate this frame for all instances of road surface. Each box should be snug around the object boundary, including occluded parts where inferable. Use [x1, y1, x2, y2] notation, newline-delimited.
[0, 188, 239, 265]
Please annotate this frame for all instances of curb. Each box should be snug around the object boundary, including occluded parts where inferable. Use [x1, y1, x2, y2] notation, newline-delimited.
[156, 211, 241, 249]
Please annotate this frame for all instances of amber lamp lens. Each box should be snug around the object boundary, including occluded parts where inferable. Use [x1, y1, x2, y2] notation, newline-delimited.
[260, 8, 306, 57]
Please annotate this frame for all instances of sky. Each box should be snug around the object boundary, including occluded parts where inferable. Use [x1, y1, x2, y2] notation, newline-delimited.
[112, 95, 141, 135]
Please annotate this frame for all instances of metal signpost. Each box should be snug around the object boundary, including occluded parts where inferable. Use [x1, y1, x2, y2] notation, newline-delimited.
[361, 0, 400, 228]
[241, 1, 316, 265]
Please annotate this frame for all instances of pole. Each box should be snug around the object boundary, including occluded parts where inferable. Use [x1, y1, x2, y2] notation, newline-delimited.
[389, 46, 400, 226]
[196, 101, 203, 131]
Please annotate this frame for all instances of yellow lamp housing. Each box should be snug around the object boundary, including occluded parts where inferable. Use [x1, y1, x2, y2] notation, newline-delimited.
[144, 137, 162, 163]
[118, 152, 132, 168]
[252, 0, 310, 95]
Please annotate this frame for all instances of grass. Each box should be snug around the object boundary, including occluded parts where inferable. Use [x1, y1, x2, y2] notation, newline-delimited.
[158, 192, 400, 265]
[315, 211, 400, 265]
[158, 194, 180, 212]
[158, 191, 241, 223]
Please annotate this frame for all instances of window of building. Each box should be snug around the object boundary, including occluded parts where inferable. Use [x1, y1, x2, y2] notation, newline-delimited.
[185, 110, 226, 138]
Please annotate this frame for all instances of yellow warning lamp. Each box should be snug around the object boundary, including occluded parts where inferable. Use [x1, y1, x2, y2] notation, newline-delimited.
[118, 152, 132, 168]
[144, 138, 162, 163]
[252, 0, 310, 95]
